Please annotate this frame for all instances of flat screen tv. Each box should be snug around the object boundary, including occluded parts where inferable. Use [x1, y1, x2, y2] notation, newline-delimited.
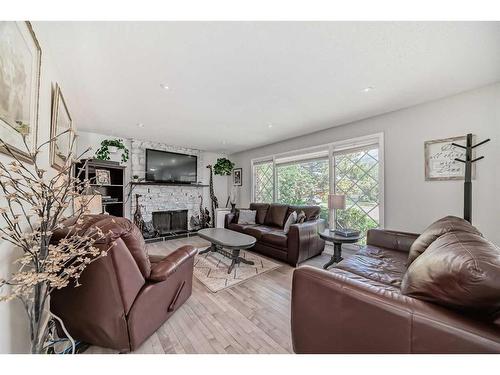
[145, 149, 197, 184]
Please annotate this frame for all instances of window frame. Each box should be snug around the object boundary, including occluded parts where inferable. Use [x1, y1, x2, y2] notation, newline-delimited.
[250, 132, 385, 228]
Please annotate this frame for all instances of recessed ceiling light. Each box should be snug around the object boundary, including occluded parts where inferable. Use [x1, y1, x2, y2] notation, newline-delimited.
[268, 124, 273, 129]
[137, 123, 144, 128]
[160, 83, 169, 90]
[362, 86, 374, 93]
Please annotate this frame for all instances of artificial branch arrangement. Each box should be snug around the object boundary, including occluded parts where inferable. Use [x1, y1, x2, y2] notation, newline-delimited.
[213, 157, 235, 176]
[95, 138, 129, 163]
[0, 132, 114, 353]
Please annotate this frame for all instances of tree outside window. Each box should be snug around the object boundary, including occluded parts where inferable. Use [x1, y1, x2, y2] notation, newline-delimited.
[276, 158, 329, 221]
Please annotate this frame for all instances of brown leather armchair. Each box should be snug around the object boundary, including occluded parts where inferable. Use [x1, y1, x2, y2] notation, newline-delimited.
[291, 228, 500, 353]
[50, 215, 196, 352]
[225, 203, 326, 266]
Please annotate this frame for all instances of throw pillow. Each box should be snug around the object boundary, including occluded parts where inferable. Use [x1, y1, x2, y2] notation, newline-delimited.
[401, 231, 500, 316]
[406, 215, 482, 266]
[237, 210, 257, 225]
[283, 211, 298, 234]
[296, 210, 307, 224]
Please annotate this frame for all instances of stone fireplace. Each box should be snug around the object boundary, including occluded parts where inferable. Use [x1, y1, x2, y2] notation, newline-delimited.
[152, 210, 188, 235]
[130, 139, 206, 233]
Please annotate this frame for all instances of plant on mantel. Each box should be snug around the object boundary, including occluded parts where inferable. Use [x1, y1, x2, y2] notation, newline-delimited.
[95, 139, 129, 163]
[213, 157, 235, 176]
[0, 132, 115, 353]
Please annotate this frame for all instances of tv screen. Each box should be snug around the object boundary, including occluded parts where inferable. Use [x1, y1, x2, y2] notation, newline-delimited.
[145, 149, 197, 183]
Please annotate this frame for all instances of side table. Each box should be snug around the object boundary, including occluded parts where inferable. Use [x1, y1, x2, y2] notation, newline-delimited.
[319, 229, 362, 270]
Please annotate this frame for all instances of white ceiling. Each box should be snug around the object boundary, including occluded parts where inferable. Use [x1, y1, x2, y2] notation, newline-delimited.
[36, 21, 500, 153]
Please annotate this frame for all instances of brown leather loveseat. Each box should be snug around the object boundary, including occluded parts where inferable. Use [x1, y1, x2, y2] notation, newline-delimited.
[50, 215, 196, 352]
[291, 216, 500, 353]
[225, 203, 325, 266]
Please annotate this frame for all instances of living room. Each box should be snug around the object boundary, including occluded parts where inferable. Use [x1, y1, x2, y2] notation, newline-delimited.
[1, 1, 500, 372]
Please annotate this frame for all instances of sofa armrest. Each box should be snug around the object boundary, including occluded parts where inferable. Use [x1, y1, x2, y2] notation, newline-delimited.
[291, 266, 500, 353]
[148, 245, 197, 282]
[287, 219, 326, 265]
[366, 229, 419, 253]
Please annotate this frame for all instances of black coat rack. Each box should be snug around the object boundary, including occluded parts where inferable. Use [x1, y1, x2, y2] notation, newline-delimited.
[452, 133, 490, 224]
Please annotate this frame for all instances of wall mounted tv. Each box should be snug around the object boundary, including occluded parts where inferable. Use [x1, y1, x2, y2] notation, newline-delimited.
[145, 149, 197, 184]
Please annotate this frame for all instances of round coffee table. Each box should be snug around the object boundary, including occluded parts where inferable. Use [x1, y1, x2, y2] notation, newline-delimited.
[319, 229, 362, 269]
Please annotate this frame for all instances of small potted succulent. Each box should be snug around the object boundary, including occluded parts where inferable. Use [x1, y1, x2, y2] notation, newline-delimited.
[132, 175, 140, 182]
[95, 139, 129, 163]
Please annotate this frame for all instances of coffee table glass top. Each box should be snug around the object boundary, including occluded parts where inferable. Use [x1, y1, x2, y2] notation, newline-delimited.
[198, 228, 256, 249]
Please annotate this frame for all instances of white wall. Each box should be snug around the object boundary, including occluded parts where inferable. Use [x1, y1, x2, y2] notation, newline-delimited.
[229, 83, 500, 245]
[0, 22, 69, 353]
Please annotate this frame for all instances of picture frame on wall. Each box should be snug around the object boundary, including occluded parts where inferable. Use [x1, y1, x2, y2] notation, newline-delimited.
[95, 169, 111, 185]
[0, 21, 41, 162]
[233, 168, 242, 186]
[424, 135, 470, 181]
[50, 84, 74, 171]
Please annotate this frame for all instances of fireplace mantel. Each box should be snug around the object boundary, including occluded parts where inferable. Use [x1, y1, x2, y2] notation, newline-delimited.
[131, 181, 208, 187]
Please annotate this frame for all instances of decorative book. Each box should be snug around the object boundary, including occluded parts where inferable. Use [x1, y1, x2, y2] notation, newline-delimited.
[333, 229, 360, 237]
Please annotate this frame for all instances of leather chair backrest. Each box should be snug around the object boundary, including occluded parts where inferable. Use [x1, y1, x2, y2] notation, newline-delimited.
[94, 217, 152, 278]
[264, 204, 289, 228]
[249, 203, 270, 224]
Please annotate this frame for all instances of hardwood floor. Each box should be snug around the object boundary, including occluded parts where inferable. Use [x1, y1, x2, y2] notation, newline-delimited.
[85, 236, 354, 354]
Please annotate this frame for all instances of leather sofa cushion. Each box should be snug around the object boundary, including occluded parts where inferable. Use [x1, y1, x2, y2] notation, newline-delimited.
[264, 204, 289, 228]
[261, 230, 288, 249]
[228, 223, 256, 233]
[243, 225, 272, 240]
[407, 216, 481, 266]
[335, 245, 408, 287]
[249, 203, 270, 224]
[401, 231, 500, 317]
[287, 205, 321, 222]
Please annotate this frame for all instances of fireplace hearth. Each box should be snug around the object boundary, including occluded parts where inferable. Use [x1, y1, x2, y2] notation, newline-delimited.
[152, 210, 188, 235]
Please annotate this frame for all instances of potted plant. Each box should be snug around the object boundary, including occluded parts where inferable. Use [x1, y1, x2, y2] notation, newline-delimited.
[132, 175, 140, 182]
[213, 157, 235, 176]
[0, 131, 113, 353]
[95, 139, 129, 163]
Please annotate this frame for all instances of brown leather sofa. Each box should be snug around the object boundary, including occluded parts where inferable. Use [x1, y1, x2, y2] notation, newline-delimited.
[50, 215, 196, 352]
[291, 221, 500, 353]
[225, 203, 326, 266]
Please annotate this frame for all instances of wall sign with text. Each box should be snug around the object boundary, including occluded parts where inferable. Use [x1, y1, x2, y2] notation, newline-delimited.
[424, 135, 470, 181]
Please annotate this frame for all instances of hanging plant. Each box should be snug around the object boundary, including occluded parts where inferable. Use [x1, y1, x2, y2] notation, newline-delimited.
[213, 157, 235, 176]
[95, 139, 129, 163]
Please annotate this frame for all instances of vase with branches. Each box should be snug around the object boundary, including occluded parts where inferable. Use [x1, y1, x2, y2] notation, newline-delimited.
[0, 131, 114, 354]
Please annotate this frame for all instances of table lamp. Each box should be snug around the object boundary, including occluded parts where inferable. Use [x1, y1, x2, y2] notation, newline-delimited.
[328, 194, 346, 231]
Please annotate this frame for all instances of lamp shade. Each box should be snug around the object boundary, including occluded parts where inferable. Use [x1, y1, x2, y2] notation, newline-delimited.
[74, 194, 103, 215]
[328, 194, 346, 210]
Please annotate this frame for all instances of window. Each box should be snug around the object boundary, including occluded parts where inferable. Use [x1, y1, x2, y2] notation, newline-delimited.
[333, 146, 380, 236]
[253, 160, 274, 203]
[251, 133, 383, 236]
[276, 156, 329, 221]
